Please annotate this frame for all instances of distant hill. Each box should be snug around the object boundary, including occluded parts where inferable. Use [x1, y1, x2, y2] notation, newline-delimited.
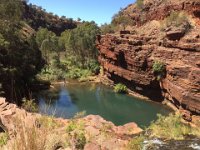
[22, 1, 78, 35]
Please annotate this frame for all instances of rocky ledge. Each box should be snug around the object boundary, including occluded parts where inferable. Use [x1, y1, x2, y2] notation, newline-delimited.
[0, 97, 142, 149]
[96, 0, 200, 119]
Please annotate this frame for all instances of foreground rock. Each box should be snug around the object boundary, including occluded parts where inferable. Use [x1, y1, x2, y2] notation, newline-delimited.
[96, 0, 200, 117]
[0, 98, 142, 149]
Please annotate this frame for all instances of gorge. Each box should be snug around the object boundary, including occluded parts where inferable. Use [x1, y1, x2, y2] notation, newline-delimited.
[0, 0, 200, 149]
[96, 0, 200, 121]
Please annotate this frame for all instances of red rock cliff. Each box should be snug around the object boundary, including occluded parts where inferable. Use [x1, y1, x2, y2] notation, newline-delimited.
[96, 0, 200, 116]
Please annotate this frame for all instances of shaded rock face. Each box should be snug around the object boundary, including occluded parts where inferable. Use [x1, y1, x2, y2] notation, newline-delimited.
[96, 0, 200, 115]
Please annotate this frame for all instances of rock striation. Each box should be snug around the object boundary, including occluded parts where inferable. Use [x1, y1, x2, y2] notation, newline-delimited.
[96, 0, 200, 116]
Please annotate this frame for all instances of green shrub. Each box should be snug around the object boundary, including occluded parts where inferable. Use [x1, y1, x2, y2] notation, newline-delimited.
[152, 61, 165, 80]
[73, 132, 86, 149]
[148, 113, 200, 140]
[87, 60, 100, 75]
[66, 68, 92, 80]
[66, 121, 78, 133]
[128, 136, 144, 150]
[40, 67, 66, 81]
[66, 120, 86, 150]
[22, 98, 38, 113]
[66, 111, 85, 130]
[0, 132, 8, 147]
[114, 83, 128, 93]
[152, 61, 165, 73]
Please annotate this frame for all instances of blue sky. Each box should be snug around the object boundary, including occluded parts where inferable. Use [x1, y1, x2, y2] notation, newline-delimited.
[28, 0, 135, 25]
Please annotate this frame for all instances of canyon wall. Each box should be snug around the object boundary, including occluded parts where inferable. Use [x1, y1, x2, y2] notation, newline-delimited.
[97, 0, 200, 117]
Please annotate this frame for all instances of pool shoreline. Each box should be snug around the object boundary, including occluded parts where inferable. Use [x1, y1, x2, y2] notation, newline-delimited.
[37, 81, 172, 127]
[50, 77, 176, 113]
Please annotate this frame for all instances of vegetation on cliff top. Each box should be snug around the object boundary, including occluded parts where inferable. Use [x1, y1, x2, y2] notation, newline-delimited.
[23, 1, 77, 35]
[101, 7, 134, 34]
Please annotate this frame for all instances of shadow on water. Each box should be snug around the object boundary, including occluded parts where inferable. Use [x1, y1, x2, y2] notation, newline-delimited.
[37, 83, 172, 128]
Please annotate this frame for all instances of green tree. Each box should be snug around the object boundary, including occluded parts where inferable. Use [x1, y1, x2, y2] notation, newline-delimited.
[0, 0, 45, 102]
[36, 28, 57, 69]
[36, 28, 55, 48]
[61, 21, 100, 68]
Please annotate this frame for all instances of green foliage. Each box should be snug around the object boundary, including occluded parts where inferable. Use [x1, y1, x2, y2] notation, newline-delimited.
[153, 61, 165, 80]
[100, 23, 115, 34]
[152, 61, 165, 73]
[66, 68, 91, 80]
[36, 28, 54, 48]
[128, 136, 144, 150]
[148, 113, 200, 140]
[0, 132, 8, 147]
[112, 15, 134, 30]
[22, 98, 38, 113]
[0, 0, 45, 101]
[66, 120, 86, 149]
[136, 0, 144, 9]
[114, 83, 128, 93]
[73, 132, 86, 150]
[37, 21, 100, 81]
[36, 116, 59, 129]
[87, 60, 100, 75]
[108, 7, 135, 32]
[61, 21, 100, 67]
[0, 0, 23, 25]
[161, 11, 191, 30]
[36, 28, 59, 67]
[24, 2, 77, 35]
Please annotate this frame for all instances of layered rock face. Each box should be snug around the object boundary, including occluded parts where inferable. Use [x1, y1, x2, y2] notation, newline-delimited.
[97, 0, 200, 115]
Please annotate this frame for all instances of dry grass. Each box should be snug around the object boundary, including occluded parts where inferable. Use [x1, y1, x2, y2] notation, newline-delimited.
[10, 117, 47, 150]
[6, 115, 67, 150]
[36, 115, 60, 129]
[160, 11, 191, 31]
[128, 136, 144, 150]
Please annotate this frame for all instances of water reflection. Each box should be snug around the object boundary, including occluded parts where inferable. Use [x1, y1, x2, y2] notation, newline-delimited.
[37, 83, 172, 127]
